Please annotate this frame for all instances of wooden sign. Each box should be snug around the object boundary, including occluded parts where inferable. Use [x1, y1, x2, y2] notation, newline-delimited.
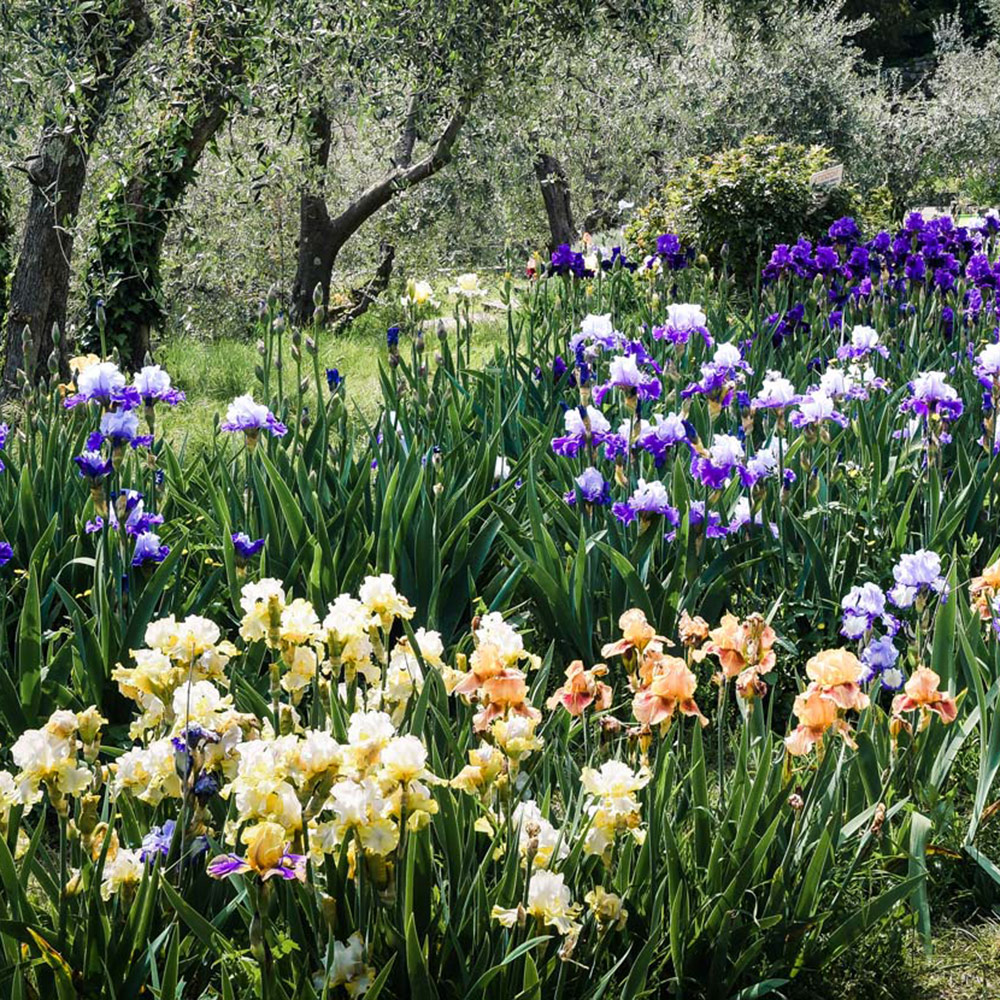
[809, 164, 844, 189]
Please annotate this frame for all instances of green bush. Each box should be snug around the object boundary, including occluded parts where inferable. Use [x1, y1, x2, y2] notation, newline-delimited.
[626, 135, 862, 282]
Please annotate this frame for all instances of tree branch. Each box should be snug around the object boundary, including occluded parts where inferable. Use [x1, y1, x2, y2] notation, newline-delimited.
[393, 90, 421, 169]
[329, 241, 396, 329]
[328, 89, 476, 246]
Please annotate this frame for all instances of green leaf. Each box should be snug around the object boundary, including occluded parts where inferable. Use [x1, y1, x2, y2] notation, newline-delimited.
[404, 912, 437, 1000]
[908, 811, 933, 952]
[159, 924, 180, 999]
[17, 566, 41, 709]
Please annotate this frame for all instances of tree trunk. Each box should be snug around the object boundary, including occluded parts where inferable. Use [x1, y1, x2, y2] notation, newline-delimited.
[1, 1, 152, 392]
[291, 92, 473, 326]
[82, 3, 254, 369]
[292, 106, 336, 326]
[329, 242, 396, 329]
[2, 150, 88, 386]
[534, 151, 576, 251]
[0, 167, 14, 335]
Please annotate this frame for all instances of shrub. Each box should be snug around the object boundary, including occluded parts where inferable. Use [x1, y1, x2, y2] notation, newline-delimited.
[626, 135, 861, 282]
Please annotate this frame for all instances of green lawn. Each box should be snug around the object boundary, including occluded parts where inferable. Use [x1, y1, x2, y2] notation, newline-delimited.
[154, 307, 511, 452]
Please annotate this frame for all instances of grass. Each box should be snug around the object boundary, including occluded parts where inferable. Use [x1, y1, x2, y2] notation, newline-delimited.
[905, 922, 1000, 999]
[153, 304, 511, 453]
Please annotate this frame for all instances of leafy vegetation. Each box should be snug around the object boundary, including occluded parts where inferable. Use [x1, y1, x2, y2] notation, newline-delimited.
[1, 2, 1000, 998]
[0, 209, 998, 996]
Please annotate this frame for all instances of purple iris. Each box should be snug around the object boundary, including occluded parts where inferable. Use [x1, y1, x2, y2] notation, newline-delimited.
[551, 355, 574, 384]
[887, 549, 948, 608]
[551, 406, 619, 458]
[64, 362, 140, 410]
[688, 500, 727, 538]
[93, 490, 163, 538]
[652, 303, 711, 348]
[549, 244, 590, 278]
[966, 254, 996, 288]
[653, 232, 691, 270]
[100, 408, 151, 449]
[859, 636, 901, 687]
[75, 450, 113, 481]
[840, 583, 899, 639]
[207, 851, 306, 881]
[132, 531, 170, 568]
[751, 371, 798, 410]
[974, 343, 1000, 387]
[743, 442, 793, 487]
[600, 246, 635, 272]
[140, 820, 177, 861]
[564, 466, 611, 507]
[844, 246, 871, 280]
[766, 303, 809, 348]
[904, 255, 926, 282]
[569, 315, 622, 358]
[133, 365, 185, 406]
[727, 497, 778, 538]
[836, 325, 888, 362]
[232, 531, 265, 560]
[814, 245, 840, 275]
[899, 371, 963, 424]
[0, 541, 12, 566]
[326, 368, 343, 390]
[193, 771, 221, 805]
[613, 479, 679, 526]
[221, 395, 288, 438]
[593, 354, 662, 405]
[681, 342, 751, 407]
[386, 326, 400, 349]
[690, 434, 747, 490]
[829, 217, 861, 243]
[634, 412, 690, 465]
[788, 390, 849, 429]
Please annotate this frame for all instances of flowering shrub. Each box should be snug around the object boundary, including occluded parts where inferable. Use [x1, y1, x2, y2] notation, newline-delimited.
[626, 135, 866, 280]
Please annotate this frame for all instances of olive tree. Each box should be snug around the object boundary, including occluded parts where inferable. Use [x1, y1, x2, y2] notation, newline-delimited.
[0, 1, 152, 391]
[81, 0, 275, 367]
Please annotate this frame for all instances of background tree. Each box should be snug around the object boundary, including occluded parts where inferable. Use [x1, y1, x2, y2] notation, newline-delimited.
[534, 150, 577, 251]
[0, 167, 12, 333]
[80, 0, 275, 367]
[288, 0, 615, 325]
[0, 1, 152, 391]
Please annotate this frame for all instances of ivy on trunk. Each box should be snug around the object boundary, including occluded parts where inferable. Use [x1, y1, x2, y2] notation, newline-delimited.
[80, 1, 257, 369]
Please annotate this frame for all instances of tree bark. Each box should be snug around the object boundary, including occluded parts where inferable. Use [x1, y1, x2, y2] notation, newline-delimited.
[534, 151, 576, 251]
[291, 92, 473, 326]
[292, 105, 335, 327]
[1, 1, 152, 392]
[0, 167, 14, 335]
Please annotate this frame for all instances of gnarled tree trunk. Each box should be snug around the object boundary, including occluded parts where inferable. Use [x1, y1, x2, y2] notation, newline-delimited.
[534, 151, 576, 251]
[292, 104, 336, 326]
[1, 1, 152, 392]
[291, 92, 473, 326]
